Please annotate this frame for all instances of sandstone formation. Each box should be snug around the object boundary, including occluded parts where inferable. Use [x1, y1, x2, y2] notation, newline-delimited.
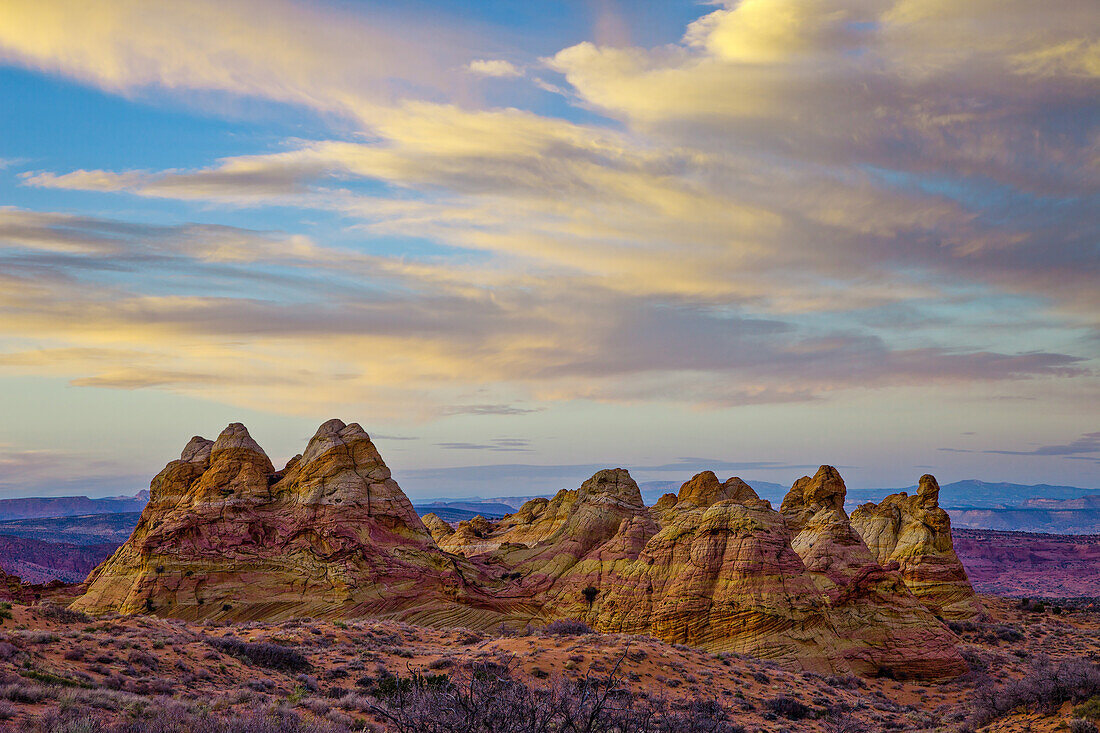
[447, 470, 845, 672]
[421, 513, 454, 544]
[780, 467, 966, 677]
[851, 476, 983, 620]
[72, 421, 977, 678]
[73, 420, 522, 626]
[550, 471, 849, 671]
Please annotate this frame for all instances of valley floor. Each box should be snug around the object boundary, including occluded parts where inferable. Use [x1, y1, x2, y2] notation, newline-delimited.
[0, 593, 1098, 732]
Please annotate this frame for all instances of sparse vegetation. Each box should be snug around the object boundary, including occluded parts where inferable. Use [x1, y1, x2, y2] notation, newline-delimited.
[35, 604, 91, 625]
[205, 637, 310, 672]
[970, 656, 1100, 726]
[538, 619, 594, 636]
[365, 659, 746, 733]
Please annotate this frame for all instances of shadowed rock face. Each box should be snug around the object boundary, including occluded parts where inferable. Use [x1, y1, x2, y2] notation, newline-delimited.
[780, 467, 967, 677]
[850, 476, 983, 620]
[72, 424, 975, 679]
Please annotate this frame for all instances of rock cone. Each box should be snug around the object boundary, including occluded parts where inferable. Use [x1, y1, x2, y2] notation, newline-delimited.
[73, 420, 513, 625]
[850, 475, 982, 620]
[780, 467, 967, 677]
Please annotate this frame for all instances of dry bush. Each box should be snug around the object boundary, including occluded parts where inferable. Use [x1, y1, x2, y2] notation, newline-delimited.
[538, 620, 594, 637]
[20, 704, 343, 733]
[763, 696, 813, 721]
[970, 656, 1100, 727]
[34, 604, 91, 625]
[205, 638, 309, 672]
[367, 657, 746, 733]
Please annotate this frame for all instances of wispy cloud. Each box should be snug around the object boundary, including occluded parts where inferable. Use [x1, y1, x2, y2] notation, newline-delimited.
[466, 59, 523, 77]
[940, 431, 1100, 458]
[436, 438, 533, 452]
[986, 431, 1100, 457]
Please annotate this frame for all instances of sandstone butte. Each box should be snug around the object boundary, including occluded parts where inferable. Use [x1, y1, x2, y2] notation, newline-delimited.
[73, 419, 979, 679]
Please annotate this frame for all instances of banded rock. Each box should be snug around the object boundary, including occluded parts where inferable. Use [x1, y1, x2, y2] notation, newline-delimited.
[850, 475, 982, 620]
[781, 467, 967, 677]
[73, 420, 514, 626]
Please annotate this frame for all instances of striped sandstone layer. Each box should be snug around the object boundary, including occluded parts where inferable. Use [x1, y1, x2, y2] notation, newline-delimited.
[850, 475, 983, 620]
[73, 421, 973, 678]
[73, 420, 528, 627]
[780, 467, 966, 677]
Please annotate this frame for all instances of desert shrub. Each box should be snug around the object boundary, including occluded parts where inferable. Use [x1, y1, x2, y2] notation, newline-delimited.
[0, 642, 17, 661]
[20, 704, 344, 733]
[538, 619, 594, 637]
[1076, 695, 1100, 720]
[367, 660, 745, 733]
[0, 682, 49, 704]
[295, 674, 320, 693]
[979, 624, 1024, 643]
[127, 650, 159, 670]
[970, 656, 1100, 726]
[1070, 720, 1099, 733]
[35, 604, 90, 625]
[0, 700, 14, 720]
[823, 674, 864, 690]
[205, 637, 309, 672]
[356, 670, 449, 698]
[764, 696, 813, 720]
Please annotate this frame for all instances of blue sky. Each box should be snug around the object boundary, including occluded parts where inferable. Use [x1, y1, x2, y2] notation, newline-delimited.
[0, 0, 1097, 500]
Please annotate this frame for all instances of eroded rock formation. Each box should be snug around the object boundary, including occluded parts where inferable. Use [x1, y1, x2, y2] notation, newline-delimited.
[73, 420, 518, 625]
[73, 421, 977, 678]
[780, 467, 966, 676]
[850, 475, 983, 620]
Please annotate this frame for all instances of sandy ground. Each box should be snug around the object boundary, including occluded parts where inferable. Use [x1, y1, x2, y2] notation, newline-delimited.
[0, 593, 1097, 731]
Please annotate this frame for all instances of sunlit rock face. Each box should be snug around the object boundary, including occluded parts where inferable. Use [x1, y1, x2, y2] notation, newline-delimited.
[781, 467, 967, 678]
[73, 425, 977, 679]
[851, 475, 983, 621]
[72, 420, 514, 626]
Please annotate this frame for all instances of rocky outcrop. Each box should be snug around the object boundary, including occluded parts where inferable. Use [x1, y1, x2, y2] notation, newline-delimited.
[72, 421, 976, 678]
[73, 420, 516, 625]
[436, 515, 498, 556]
[421, 513, 454, 544]
[851, 476, 982, 620]
[565, 472, 848, 671]
[450, 470, 846, 671]
[780, 467, 967, 677]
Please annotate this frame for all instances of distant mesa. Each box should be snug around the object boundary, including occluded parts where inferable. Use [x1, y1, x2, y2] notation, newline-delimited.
[72, 419, 980, 679]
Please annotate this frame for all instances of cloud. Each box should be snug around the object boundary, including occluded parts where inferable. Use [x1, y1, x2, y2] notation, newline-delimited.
[0, 446, 146, 498]
[0, 1, 1097, 431]
[0, 204, 1092, 421]
[466, 59, 523, 77]
[986, 431, 1100, 457]
[436, 438, 533, 452]
[442, 404, 544, 416]
[394, 457, 819, 499]
[0, 0, 477, 125]
[940, 431, 1100, 458]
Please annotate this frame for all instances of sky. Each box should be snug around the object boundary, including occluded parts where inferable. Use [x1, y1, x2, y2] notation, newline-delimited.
[0, 0, 1097, 501]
